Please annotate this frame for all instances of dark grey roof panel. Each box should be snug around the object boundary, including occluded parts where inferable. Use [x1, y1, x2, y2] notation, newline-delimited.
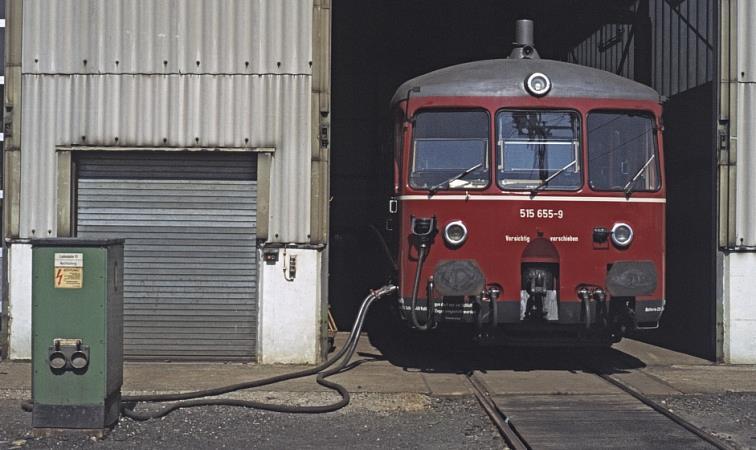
[391, 59, 661, 105]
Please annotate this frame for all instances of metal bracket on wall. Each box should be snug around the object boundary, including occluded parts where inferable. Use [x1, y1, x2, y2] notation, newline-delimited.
[320, 123, 329, 149]
[3, 105, 13, 139]
[718, 119, 730, 162]
[282, 247, 297, 282]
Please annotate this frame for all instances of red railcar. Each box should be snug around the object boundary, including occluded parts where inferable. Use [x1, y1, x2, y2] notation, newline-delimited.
[388, 21, 665, 344]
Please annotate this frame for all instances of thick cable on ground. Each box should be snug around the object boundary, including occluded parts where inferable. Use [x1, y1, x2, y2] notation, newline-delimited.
[121, 284, 397, 420]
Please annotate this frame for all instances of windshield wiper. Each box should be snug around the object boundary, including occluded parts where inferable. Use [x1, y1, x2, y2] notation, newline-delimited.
[428, 163, 484, 197]
[530, 160, 577, 195]
[623, 154, 656, 197]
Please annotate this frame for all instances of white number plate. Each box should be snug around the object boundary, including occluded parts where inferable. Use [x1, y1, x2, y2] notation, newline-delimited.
[519, 208, 565, 219]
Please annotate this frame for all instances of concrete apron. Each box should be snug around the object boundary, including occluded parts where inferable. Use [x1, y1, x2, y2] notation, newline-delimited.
[1, 338, 755, 402]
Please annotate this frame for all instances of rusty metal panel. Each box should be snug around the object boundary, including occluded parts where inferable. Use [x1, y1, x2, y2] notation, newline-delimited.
[22, 0, 313, 76]
[20, 74, 312, 243]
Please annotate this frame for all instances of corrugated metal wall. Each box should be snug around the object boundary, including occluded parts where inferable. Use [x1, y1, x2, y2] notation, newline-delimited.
[725, 0, 756, 247]
[19, 0, 314, 243]
[568, 0, 716, 98]
[734, 82, 756, 246]
[570, 24, 636, 81]
[23, 0, 311, 76]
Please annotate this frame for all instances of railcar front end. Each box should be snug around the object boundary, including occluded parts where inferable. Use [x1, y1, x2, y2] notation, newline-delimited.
[389, 33, 665, 344]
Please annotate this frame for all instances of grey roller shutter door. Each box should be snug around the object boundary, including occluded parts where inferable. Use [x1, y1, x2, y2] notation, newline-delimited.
[76, 152, 257, 361]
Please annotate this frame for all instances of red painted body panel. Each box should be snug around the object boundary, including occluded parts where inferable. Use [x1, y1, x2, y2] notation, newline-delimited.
[399, 198, 665, 304]
[394, 96, 666, 323]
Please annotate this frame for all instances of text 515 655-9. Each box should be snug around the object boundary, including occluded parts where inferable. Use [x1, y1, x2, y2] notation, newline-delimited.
[519, 209, 565, 219]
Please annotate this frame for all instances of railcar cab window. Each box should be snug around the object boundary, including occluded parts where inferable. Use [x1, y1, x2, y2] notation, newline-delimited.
[496, 110, 582, 191]
[409, 110, 490, 191]
[587, 111, 660, 193]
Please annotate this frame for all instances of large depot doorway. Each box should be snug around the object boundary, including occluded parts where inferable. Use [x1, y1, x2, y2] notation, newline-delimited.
[329, 0, 718, 359]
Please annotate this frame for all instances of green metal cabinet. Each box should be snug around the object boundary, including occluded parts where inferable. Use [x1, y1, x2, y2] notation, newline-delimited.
[31, 239, 124, 430]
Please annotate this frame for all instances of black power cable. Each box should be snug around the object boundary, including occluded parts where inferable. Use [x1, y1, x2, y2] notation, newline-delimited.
[122, 284, 397, 420]
[24, 285, 398, 421]
[409, 245, 433, 331]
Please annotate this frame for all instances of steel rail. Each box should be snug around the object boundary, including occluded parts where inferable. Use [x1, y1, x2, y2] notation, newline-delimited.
[467, 362, 734, 450]
[590, 369, 736, 450]
[466, 372, 530, 450]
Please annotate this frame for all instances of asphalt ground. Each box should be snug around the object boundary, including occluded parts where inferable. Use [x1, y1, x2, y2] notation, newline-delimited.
[1, 392, 753, 449]
[0, 395, 503, 450]
[656, 393, 756, 449]
[1, 331, 755, 449]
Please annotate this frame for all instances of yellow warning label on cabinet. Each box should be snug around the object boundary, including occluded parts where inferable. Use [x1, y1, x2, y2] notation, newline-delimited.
[54, 267, 83, 289]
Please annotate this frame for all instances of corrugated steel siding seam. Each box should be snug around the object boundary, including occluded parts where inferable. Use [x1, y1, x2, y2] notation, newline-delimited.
[20, 74, 312, 243]
[22, 0, 313, 76]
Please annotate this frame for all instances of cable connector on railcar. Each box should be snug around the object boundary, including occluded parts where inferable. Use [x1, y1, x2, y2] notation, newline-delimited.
[408, 216, 438, 331]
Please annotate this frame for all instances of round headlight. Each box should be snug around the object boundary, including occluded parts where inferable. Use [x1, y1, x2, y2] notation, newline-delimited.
[444, 220, 468, 247]
[525, 72, 551, 97]
[611, 223, 634, 248]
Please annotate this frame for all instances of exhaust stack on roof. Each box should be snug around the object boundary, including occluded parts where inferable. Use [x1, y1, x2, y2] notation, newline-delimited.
[509, 19, 540, 59]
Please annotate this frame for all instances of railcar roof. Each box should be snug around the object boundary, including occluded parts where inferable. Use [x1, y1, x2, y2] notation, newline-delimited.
[391, 58, 661, 105]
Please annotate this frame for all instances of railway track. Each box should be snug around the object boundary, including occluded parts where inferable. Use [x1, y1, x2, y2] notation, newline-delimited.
[465, 369, 735, 450]
[466, 372, 530, 450]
